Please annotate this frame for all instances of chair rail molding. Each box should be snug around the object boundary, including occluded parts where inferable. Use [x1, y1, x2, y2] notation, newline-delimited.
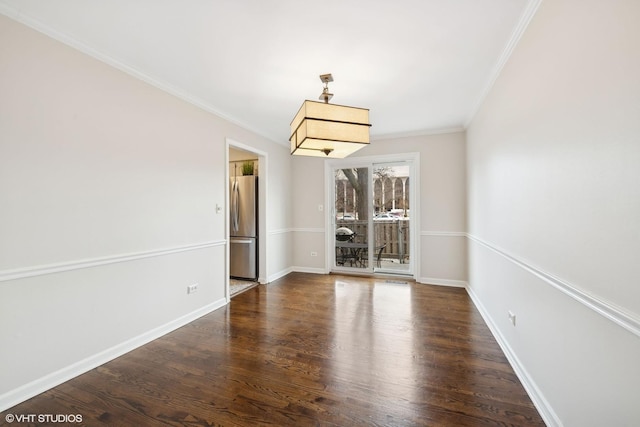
[467, 233, 640, 338]
[421, 231, 467, 237]
[291, 228, 325, 234]
[0, 240, 226, 283]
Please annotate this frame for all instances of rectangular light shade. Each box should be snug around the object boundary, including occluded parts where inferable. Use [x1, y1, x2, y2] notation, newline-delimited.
[290, 100, 370, 158]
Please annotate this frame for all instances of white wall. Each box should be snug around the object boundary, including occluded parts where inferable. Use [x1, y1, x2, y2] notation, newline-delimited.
[264, 148, 294, 281]
[466, 1, 640, 425]
[360, 133, 467, 285]
[0, 14, 291, 410]
[291, 157, 327, 273]
[291, 132, 468, 286]
[6, 1, 639, 422]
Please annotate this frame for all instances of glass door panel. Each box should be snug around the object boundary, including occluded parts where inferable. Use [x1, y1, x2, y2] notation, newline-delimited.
[334, 167, 371, 271]
[372, 163, 411, 274]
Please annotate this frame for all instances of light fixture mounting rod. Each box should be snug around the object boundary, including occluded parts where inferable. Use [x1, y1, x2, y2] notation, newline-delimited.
[319, 73, 334, 103]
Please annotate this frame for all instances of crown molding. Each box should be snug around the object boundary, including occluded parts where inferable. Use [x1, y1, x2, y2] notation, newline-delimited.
[0, 3, 287, 147]
[463, 0, 543, 128]
[371, 126, 465, 142]
[0, 1, 542, 148]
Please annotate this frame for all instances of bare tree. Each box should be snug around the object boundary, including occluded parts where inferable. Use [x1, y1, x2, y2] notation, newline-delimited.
[373, 166, 393, 181]
[341, 168, 368, 221]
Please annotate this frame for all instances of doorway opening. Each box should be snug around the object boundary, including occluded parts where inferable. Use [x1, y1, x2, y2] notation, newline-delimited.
[226, 139, 267, 300]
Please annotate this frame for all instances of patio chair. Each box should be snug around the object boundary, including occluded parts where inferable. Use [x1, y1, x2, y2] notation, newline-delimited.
[376, 244, 387, 267]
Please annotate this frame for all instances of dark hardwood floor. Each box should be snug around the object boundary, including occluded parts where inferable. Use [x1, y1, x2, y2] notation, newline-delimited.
[1, 273, 545, 426]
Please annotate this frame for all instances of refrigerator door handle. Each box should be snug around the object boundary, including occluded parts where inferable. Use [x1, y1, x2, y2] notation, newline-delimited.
[231, 179, 239, 232]
[231, 238, 253, 244]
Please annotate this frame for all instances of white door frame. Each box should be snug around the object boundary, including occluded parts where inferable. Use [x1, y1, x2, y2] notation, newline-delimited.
[324, 152, 420, 279]
[226, 138, 268, 299]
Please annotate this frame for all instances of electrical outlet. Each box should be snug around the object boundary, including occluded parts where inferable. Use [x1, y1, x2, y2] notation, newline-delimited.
[187, 283, 199, 294]
[310, 251, 318, 257]
[508, 311, 516, 326]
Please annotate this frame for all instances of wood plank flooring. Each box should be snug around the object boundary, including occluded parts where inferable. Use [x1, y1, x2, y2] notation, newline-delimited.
[1, 273, 545, 426]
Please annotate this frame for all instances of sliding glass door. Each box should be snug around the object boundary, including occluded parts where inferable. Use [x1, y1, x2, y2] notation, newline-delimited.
[334, 166, 371, 272]
[330, 157, 414, 276]
[372, 162, 411, 274]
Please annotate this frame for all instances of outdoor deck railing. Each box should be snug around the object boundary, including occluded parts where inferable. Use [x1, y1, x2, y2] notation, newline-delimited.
[336, 220, 410, 262]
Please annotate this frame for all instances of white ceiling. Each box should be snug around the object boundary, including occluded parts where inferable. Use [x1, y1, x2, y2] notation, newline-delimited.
[0, 0, 536, 145]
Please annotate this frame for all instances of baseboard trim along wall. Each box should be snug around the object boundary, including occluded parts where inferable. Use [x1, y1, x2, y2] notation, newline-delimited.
[0, 298, 227, 413]
[268, 267, 294, 283]
[419, 277, 467, 288]
[466, 286, 562, 427]
[467, 234, 640, 338]
[292, 266, 326, 275]
[0, 241, 226, 283]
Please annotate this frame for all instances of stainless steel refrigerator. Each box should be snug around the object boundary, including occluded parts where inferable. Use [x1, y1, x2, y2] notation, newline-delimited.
[230, 175, 258, 280]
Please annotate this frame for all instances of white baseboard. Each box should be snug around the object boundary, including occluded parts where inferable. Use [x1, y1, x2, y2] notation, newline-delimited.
[465, 286, 562, 427]
[0, 298, 227, 413]
[291, 266, 326, 275]
[267, 267, 294, 283]
[467, 234, 640, 338]
[418, 277, 468, 288]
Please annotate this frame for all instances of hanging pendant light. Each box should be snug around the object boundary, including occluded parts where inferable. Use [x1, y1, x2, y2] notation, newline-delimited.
[290, 74, 371, 158]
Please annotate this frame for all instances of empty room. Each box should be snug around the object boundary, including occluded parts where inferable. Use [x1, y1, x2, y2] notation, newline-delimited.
[1, 1, 638, 426]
